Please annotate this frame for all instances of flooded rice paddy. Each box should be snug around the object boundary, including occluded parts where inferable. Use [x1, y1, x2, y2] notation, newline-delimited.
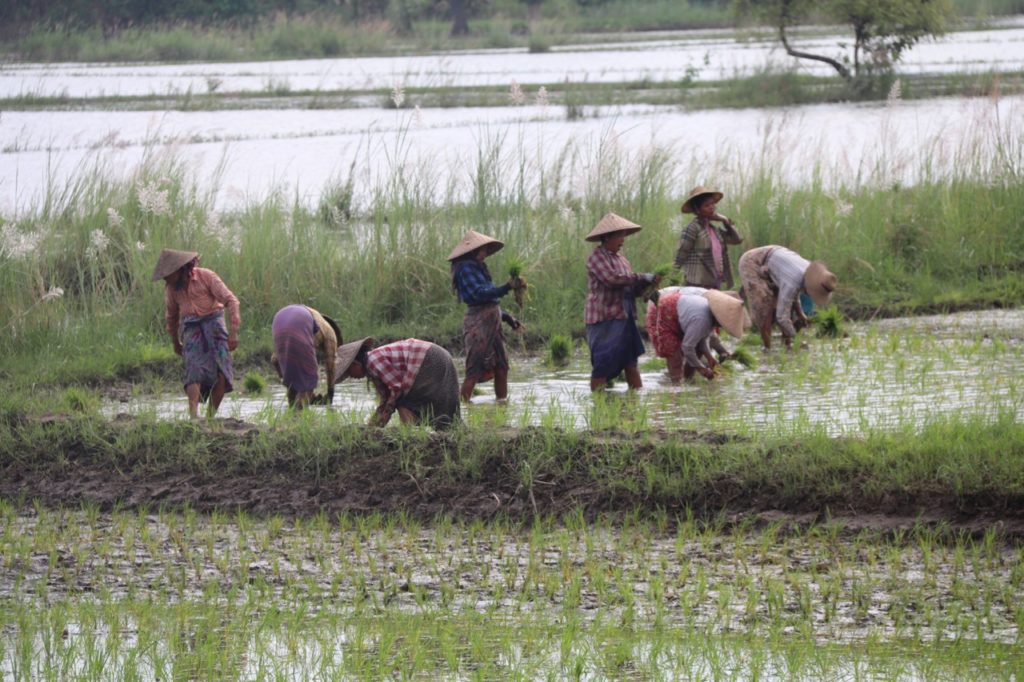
[2, 504, 1022, 679]
[3, 24, 1024, 212]
[3, 24, 1022, 99]
[103, 309, 1024, 437]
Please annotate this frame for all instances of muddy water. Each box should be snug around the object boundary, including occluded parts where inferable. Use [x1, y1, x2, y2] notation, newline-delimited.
[103, 309, 1024, 436]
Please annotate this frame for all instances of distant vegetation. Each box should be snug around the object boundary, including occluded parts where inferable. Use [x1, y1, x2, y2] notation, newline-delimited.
[2, 0, 1021, 63]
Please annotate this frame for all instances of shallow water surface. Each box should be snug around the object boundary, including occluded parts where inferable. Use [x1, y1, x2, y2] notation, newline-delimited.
[104, 309, 1024, 436]
[2, 24, 1022, 212]
[2, 25, 1022, 98]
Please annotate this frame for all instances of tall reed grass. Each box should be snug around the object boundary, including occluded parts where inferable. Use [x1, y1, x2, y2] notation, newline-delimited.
[1, 102, 1021, 385]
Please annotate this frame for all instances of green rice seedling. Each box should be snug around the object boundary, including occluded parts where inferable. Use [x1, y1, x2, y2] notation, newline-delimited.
[507, 255, 528, 308]
[814, 305, 846, 338]
[723, 345, 757, 369]
[242, 372, 267, 395]
[546, 334, 573, 367]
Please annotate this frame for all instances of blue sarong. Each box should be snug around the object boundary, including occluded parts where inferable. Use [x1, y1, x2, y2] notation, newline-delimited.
[586, 317, 645, 381]
[180, 310, 234, 401]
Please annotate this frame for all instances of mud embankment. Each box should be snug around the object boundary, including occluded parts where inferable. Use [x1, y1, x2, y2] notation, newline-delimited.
[2, 414, 1023, 536]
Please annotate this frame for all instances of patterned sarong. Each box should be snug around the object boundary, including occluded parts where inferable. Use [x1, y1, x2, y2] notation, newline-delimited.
[462, 302, 508, 382]
[586, 317, 645, 381]
[645, 289, 684, 359]
[272, 305, 319, 393]
[738, 246, 778, 333]
[396, 344, 461, 430]
[180, 310, 234, 401]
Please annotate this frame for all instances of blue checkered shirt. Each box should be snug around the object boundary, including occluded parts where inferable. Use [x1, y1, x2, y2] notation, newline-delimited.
[453, 261, 510, 306]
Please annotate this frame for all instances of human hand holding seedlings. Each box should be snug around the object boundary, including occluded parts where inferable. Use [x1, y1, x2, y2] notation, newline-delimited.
[507, 257, 528, 309]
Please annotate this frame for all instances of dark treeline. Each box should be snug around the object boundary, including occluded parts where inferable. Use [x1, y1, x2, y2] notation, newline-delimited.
[2, 0, 713, 39]
[0, 0, 498, 37]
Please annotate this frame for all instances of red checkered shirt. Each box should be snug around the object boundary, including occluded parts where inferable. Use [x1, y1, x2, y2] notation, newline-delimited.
[584, 246, 651, 325]
[365, 339, 431, 401]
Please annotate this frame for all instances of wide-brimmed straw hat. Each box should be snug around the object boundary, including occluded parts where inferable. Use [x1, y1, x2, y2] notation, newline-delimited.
[447, 230, 504, 261]
[705, 289, 749, 339]
[585, 213, 642, 242]
[333, 337, 375, 383]
[151, 248, 198, 281]
[681, 186, 724, 214]
[804, 261, 838, 307]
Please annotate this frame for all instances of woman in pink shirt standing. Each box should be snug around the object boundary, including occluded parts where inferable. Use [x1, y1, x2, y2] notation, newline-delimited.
[152, 248, 240, 419]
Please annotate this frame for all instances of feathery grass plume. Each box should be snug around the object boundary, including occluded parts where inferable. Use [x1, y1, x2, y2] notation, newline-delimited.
[814, 306, 846, 338]
[547, 334, 572, 367]
[243, 372, 267, 395]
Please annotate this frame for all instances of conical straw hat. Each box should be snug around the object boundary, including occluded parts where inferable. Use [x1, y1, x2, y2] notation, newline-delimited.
[333, 338, 374, 383]
[584, 213, 641, 242]
[804, 261, 838, 306]
[680, 186, 724, 214]
[151, 248, 199, 281]
[447, 230, 504, 261]
[704, 289, 749, 339]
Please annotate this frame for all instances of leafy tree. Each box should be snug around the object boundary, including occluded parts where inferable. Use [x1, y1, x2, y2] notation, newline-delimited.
[445, 0, 487, 36]
[737, 0, 953, 83]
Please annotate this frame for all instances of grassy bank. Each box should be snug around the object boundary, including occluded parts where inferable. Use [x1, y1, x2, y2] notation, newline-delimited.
[2, 406, 1023, 518]
[1, 106, 1022, 387]
[3, 69, 1020, 115]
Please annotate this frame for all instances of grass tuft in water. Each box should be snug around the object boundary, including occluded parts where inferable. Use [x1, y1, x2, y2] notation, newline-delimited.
[725, 346, 757, 369]
[243, 372, 267, 396]
[62, 387, 99, 413]
[547, 334, 573, 367]
[814, 306, 846, 338]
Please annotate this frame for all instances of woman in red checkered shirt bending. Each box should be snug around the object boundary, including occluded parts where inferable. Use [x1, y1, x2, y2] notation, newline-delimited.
[333, 337, 461, 430]
[583, 213, 661, 392]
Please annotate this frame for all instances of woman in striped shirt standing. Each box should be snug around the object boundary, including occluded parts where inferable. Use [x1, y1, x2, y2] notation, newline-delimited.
[584, 213, 661, 392]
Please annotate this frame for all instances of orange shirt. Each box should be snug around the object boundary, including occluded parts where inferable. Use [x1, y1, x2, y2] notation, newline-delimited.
[165, 267, 241, 336]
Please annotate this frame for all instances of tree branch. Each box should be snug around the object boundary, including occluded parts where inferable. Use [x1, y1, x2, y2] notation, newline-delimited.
[778, 22, 851, 81]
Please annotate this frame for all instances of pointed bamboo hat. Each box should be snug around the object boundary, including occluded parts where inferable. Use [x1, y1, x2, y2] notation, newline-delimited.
[151, 248, 198, 281]
[333, 338, 375, 383]
[681, 186, 724, 214]
[447, 230, 504, 261]
[804, 261, 838, 307]
[584, 213, 641, 242]
[704, 289, 749, 339]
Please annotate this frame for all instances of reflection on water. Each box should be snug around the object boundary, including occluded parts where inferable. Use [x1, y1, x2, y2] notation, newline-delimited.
[104, 309, 1024, 436]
